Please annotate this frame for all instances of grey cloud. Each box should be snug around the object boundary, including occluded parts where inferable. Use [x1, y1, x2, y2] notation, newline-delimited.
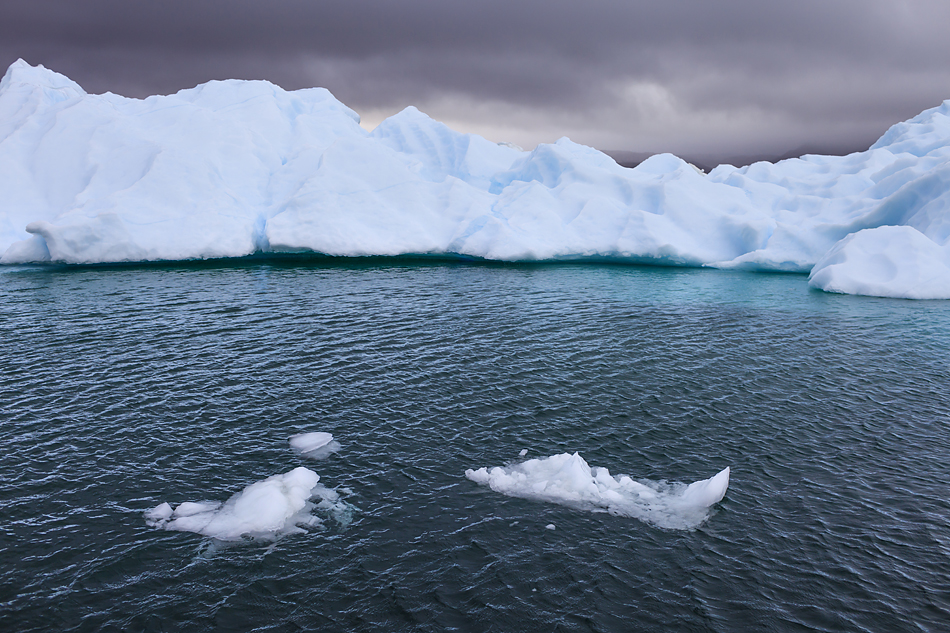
[2, 1, 950, 158]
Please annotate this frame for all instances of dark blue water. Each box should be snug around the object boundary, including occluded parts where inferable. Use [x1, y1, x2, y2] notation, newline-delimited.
[2, 261, 949, 632]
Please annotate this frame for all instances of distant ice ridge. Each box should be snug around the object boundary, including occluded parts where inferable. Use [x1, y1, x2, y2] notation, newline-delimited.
[466, 452, 729, 530]
[145, 467, 352, 541]
[1, 60, 949, 299]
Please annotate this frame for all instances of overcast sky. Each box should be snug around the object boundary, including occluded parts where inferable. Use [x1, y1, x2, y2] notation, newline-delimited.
[3, 0, 950, 159]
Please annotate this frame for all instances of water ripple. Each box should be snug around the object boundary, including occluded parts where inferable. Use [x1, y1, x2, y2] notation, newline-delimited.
[2, 262, 950, 632]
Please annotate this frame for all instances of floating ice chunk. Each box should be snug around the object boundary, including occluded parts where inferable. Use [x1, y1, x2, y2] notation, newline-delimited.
[808, 225, 950, 299]
[519, 449, 528, 457]
[465, 452, 730, 530]
[545, 524, 556, 530]
[290, 432, 332, 452]
[289, 432, 341, 459]
[146, 467, 333, 540]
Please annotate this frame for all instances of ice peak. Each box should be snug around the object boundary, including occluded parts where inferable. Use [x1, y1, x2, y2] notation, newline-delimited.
[372, 104, 443, 137]
[394, 105, 429, 119]
[0, 59, 85, 96]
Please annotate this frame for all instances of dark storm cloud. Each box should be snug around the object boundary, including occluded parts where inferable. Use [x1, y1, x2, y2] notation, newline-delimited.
[2, 1, 950, 156]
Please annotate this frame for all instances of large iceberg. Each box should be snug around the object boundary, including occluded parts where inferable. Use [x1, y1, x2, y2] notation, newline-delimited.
[1, 60, 949, 299]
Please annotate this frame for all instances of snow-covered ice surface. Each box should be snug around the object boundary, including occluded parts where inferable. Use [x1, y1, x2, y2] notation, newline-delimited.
[2, 60, 950, 298]
[466, 452, 730, 530]
[145, 467, 352, 540]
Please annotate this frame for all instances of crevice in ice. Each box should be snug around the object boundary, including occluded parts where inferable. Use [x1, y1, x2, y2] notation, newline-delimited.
[252, 214, 270, 252]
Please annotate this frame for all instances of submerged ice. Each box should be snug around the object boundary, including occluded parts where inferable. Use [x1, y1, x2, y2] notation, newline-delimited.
[145, 467, 349, 541]
[466, 452, 729, 530]
[2, 60, 950, 298]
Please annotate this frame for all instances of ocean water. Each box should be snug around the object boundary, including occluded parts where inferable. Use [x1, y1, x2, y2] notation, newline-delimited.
[1, 260, 949, 632]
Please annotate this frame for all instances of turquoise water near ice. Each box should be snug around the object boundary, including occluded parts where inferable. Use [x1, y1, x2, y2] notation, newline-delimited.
[2, 260, 949, 632]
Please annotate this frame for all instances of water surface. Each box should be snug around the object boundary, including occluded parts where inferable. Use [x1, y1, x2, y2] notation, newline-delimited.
[2, 261, 949, 632]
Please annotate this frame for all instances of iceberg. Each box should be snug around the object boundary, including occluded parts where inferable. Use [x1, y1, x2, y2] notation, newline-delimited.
[1, 60, 949, 298]
[465, 452, 730, 530]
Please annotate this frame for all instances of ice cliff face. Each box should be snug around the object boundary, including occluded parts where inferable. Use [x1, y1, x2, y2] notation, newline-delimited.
[1, 60, 949, 299]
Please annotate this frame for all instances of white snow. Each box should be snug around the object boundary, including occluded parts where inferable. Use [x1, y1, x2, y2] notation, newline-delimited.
[466, 452, 729, 530]
[145, 466, 345, 540]
[2, 60, 950, 298]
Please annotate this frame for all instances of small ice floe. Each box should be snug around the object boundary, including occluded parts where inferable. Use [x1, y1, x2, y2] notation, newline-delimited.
[519, 449, 528, 457]
[465, 452, 730, 530]
[545, 524, 556, 530]
[145, 466, 354, 540]
[289, 432, 341, 460]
